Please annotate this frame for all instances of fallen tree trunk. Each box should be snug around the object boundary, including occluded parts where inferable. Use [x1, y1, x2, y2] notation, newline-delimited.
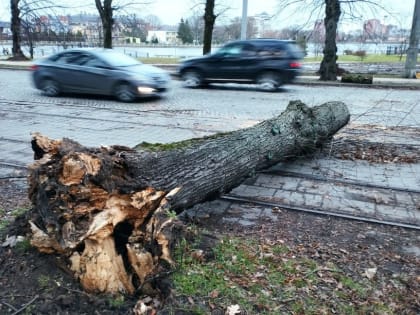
[28, 100, 350, 295]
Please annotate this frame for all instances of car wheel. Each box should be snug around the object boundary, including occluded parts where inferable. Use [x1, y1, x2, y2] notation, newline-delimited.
[182, 70, 202, 88]
[114, 83, 136, 102]
[257, 72, 281, 91]
[41, 78, 60, 97]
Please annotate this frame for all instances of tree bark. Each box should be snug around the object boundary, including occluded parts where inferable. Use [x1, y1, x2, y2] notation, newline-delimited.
[319, 0, 341, 81]
[10, 0, 28, 60]
[405, 0, 420, 78]
[203, 0, 216, 55]
[95, 0, 113, 48]
[28, 100, 350, 295]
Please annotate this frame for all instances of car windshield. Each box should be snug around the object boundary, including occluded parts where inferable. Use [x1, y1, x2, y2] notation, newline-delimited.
[98, 51, 142, 67]
[287, 43, 305, 58]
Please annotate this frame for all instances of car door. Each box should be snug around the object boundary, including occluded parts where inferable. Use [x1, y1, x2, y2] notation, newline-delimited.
[74, 54, 115, 94]
[207, 43, 258, 81]
[52, 52, 113, 94]
[49, 51, 86, 91]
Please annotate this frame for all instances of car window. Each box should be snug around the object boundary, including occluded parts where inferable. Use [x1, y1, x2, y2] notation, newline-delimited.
[50, 52, 74, 64]
[217, 44, 242, 56]
[241, 44, 257, 57]
[51, 52, 90, 65]
[218, 43, 256, 57]
[83, 56, 108, 68]
[257, 46, 287, 58]
[287, 43, 305, 58]
[72, 54, 91, 65]
[97, 51, 141, 67]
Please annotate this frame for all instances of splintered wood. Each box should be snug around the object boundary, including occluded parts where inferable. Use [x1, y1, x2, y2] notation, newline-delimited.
[27, 100, 350, 294]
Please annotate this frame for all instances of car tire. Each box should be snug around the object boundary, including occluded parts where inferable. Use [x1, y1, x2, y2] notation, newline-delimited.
[114, 83, 136, 102]
[181, 70, 202, 88]
[257, 72, 281, 91]
[41, 78, 60, 97]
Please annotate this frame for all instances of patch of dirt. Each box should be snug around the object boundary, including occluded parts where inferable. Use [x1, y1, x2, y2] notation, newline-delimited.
[0, 179, 139, 315]
[329, 139, 419, 163]
[327, 125, 420, 164]
[1, 176, 419, 314]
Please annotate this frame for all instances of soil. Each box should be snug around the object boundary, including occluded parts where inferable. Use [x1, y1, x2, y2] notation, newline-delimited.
[1, 176, 419, 315]
[1, 125, 419, 314]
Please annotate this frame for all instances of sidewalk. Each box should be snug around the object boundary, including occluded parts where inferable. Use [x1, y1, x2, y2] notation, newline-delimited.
[1, 59, 420, 89]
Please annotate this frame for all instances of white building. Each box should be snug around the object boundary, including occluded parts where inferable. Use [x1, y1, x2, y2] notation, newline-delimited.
[147, 29, 179, 44]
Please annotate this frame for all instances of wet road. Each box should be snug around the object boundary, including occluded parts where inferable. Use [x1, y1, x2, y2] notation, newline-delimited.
[0, 69, 419, 175]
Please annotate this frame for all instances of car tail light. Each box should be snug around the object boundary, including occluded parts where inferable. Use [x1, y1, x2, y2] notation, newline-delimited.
[30, 64, 39, 71]
[289, 62, 301, 68]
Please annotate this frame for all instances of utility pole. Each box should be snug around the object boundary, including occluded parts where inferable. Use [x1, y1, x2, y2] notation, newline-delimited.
[405, 0, 420, 78]
[240, 0, 248, 40]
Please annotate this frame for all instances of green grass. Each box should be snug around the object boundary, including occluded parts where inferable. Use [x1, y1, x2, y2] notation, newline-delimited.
[107, 295, 125, 308]
[0, 207, 30, 235]
[139, 54, 406, 65]
[1, 51, 410, 65]
[139, 57, 180, 64]
[305, 53, 406, 63]
[170, 236, 401, 314]
[14, 238, 32, 253]
[37, 274, 51, 289]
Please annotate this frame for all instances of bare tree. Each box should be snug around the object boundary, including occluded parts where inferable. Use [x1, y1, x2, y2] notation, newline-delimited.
[118, 14, 148, 43]
[187, 12, 204, 44]
[405, 0, 420, 78]
[9, 0, 65, 60]
[319, 0, 340, 80]
[203, 0, 216, 54]
[94, 1, 151, 48]
[95, 0, 114, 48]
[10, 0, 26, 60]
[190, 0, 231, 54]
[275, 0, 385, 81]
[143, 14, 161, 30]
[221, 16, 258, 41]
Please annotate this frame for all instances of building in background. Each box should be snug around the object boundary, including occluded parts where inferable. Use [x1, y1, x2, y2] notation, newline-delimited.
[147, 27, 179, 44]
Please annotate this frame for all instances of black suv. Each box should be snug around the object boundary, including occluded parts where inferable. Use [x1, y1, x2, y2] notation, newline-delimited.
[177, 39, 304, 91]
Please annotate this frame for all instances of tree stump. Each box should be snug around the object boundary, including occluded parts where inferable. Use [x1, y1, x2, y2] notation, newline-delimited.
[27, 100, 350, 294]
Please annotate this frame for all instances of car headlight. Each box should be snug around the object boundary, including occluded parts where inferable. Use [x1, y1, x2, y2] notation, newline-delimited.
[137, 87, 156, 94]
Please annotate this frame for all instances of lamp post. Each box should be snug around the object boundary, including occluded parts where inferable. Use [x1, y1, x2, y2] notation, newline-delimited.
[240, 0, 248, 40]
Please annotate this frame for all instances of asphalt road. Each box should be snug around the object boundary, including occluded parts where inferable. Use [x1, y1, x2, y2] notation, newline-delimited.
[0, 68, 419, 176]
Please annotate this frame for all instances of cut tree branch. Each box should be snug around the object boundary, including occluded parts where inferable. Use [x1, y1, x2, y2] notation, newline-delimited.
[27, 100, 350, 294]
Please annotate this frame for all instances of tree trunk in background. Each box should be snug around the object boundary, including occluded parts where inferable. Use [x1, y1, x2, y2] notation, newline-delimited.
[10, 0, 27, 60]
[28, 100, 350, 295]
[405, 0, 420, 78]
[319, 0, 341, 81]
[203, 0, 216, 55]
[95, 0, 114, 48]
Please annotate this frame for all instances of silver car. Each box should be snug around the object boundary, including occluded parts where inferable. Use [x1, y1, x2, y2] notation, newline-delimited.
[31, 48, 171, 102]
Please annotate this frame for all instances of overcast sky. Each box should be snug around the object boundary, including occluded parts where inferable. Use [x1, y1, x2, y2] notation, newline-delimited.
[0, 0, 415, 30]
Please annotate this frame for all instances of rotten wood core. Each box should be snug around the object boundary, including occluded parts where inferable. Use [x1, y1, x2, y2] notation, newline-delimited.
[27, 100, 350, 295]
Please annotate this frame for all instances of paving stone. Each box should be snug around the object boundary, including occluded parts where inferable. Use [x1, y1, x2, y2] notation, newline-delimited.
[379, 205, 419, 223]
[395, 192, 417, 206]
[303, 193, 323, 208]
[280, 178, 301, 191]
[232, 185, 276, 198]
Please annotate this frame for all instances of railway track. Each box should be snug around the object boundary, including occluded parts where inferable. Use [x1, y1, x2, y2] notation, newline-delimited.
[1, 162, 419, 230]
[222, 168, 420, 230]
[1, 97, 419, 229]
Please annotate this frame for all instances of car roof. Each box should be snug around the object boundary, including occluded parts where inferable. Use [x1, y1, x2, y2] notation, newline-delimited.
[52, 48, 114, 54]
[227, 39, 296, 47]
